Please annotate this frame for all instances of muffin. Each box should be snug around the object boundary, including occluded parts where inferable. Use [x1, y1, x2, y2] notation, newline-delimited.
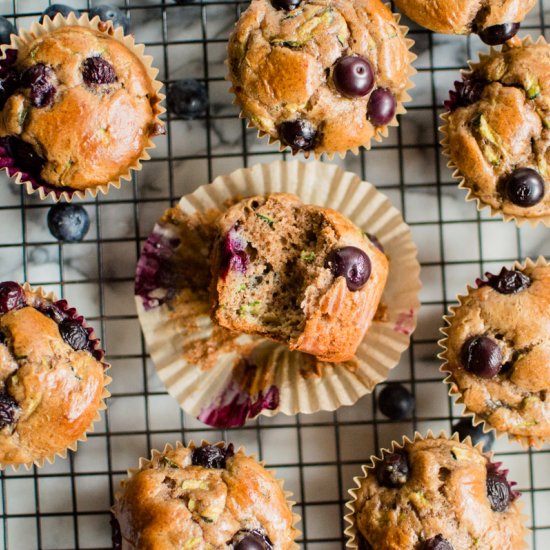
[345, 433, 527, 550]
[227, 0, 415, 157]
[0, 13, 164, 201]
[210, 193, 389, 362]
[113, 441, 299, 549]
[0, 281, 109, 467]
[394, 0, 536, 44]
[440, 259, 550, 447]
[442, 38, 550, 225]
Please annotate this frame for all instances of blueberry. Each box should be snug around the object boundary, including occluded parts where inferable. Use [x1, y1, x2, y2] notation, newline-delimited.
[367, 88, 396, 126]
[232, 530, 273, 550]
[271, 0, 301, 10]
[504, 168, 545, 207]
[89, 5, 131, 35]
[445, 78, 486, 112]
[82, 56, 116, 86]
[486, 465, 513, 512]
[167, 79, 208, 120]
[378, 383, 415, 421]
[278, 119, 317, 152]
[478, 23, 520, 46]
[40, 4, 81, 23]
[333, 55, 374, 98]
[0, 17, 16, 46]
[6, 137, 45, 175]
[326, 247, 371, 291]
[47, 204, 90, 243]
[59, 319, 89, 351]
[460, 336, 502, 379]
[0, 391, 20, 429]
[22, 63, 56, 108]
[0, 68, 19, 110]
[191, 444, 234, 469]
[452, 418, 495, 450]
[220, 227, 249, 278]
[0, 281, 25, 314]
[376, 450, 409, 488]
[486, 267, 531, 295]
[423, 535, 453, 550]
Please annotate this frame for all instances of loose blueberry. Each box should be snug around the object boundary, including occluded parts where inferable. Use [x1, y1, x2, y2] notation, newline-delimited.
[0, 17, 16, 46]
[40, 4, 81, 23]
[478, 23, 520, 46]
[22, 63, 56, 108]
[89, 5, 131, 34]
[452, 418, 495, 450]
[326, 247, 371, 291]
[378, 383, 415, 421]
[59, 319, 89, 351]
[191, 444, 234, 469]
[0, 391, 20, 429]
[460, 336, 502, 379]
[82, 56, 116, 86]
[333, 55, 374, 98]
[220, 228, 249, 278]
[445, 78, 486, 111]
[272, 0, 301, 9]
[367, 88, 396, 126]
[486, 267, 531, 295]
[376, 450, 409, 488]
[0, 281, 25, 314]
[232, 530, 273, 550]
[486, 465, 513, 512]
[47, 204, 90, 243]
[167, 79, 208, 120]
[279, 119, 317, 152]
[504, 168, 545, 207]
[423, 535, 453, 550]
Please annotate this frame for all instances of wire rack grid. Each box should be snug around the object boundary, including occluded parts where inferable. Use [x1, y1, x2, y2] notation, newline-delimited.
[0, 0, 548, 548]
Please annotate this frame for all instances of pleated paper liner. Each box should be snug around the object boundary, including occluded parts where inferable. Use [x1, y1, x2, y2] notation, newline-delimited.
[344, 430, 530, 550]
[0, 12, 165, 202]
[440, 35, 550, 227]
[1, 283, 111, 470]
[225, 4, 416, 159]
[112, 440, 301, 550]
[439, 256, 550, 450]
[135, 160, 421, 428]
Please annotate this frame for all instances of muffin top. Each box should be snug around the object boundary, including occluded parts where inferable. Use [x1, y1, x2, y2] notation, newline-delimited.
[114, 443, 297, 549]
[0, 282, 106, 466]
[0, 25, 163, 193]
[445, 41, 550, 220]
[442, 264, 550, 444]
[351, 437, 525, 550]
[227, 0, 413, 156]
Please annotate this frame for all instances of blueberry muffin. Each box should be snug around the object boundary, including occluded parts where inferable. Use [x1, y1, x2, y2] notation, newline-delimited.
[394, 0, 536, 44]
[210, 193, 389, 362]
[113, 442, 298, 549]
[0, 281, 108, 467]
[0, 20, 164, 199]
[443, 40, 550, 223]
[227, 0, 414, 156]
[346, 435, 526, 550]
[440, 262, 550, 447]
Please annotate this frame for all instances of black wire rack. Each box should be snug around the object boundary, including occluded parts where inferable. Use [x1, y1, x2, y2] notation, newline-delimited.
[0, 0, 548, 548]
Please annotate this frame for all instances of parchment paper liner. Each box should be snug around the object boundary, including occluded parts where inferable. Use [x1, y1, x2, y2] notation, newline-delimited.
[1, 283, 111, 470]
[112, 440, 301, 550]
[438, 256, 550, 449]
[225, 6, 416, 159]
[0, 12, 165, 202]
[344, 430, 530, 550]
[135, 160, 421, 427]
[440, 35, 550, 227]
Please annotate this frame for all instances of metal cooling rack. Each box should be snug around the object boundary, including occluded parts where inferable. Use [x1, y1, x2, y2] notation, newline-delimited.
[0, 0, 548, 548]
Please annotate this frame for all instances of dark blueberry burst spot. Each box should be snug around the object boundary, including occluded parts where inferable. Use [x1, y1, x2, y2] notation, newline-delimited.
[0, 281, 25, 314]
[376, 450, 409, 488]
[326, 247, 371, 291]
[486, 267, 531, 295]
[59, 319, 90, 351]
[82, 56, 116, 86]
[22, 63, 56, 108]
[460, 336, 502, 379]
[191, 444, 234, 469]
[445, 78, 487, 112]
[0, 391, 20, 429]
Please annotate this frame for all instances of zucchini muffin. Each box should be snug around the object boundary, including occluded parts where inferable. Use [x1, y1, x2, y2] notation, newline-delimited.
[440, 262, 550, 447]
[0, 281, 108, 467]
[113, 442, 298, 549]
[227, 0, 414, 156]
[443, 39, 550, 223]
[346, 435, 526, 550]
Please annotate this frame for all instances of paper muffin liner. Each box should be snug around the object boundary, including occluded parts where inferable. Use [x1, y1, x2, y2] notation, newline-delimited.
[135, 160, 421, 428]
[440, 34, 550, 227]
[344, 430, 530, 550]
[112, 440, 301, 550]
[225, 6, 416, 159]
[0, 12, 165, 202]
[438, 256, 550, 449]
[0, 282, 111, 470]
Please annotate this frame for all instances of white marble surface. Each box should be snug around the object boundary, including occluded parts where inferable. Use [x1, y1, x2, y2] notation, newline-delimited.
[0, 0, 548, 549]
